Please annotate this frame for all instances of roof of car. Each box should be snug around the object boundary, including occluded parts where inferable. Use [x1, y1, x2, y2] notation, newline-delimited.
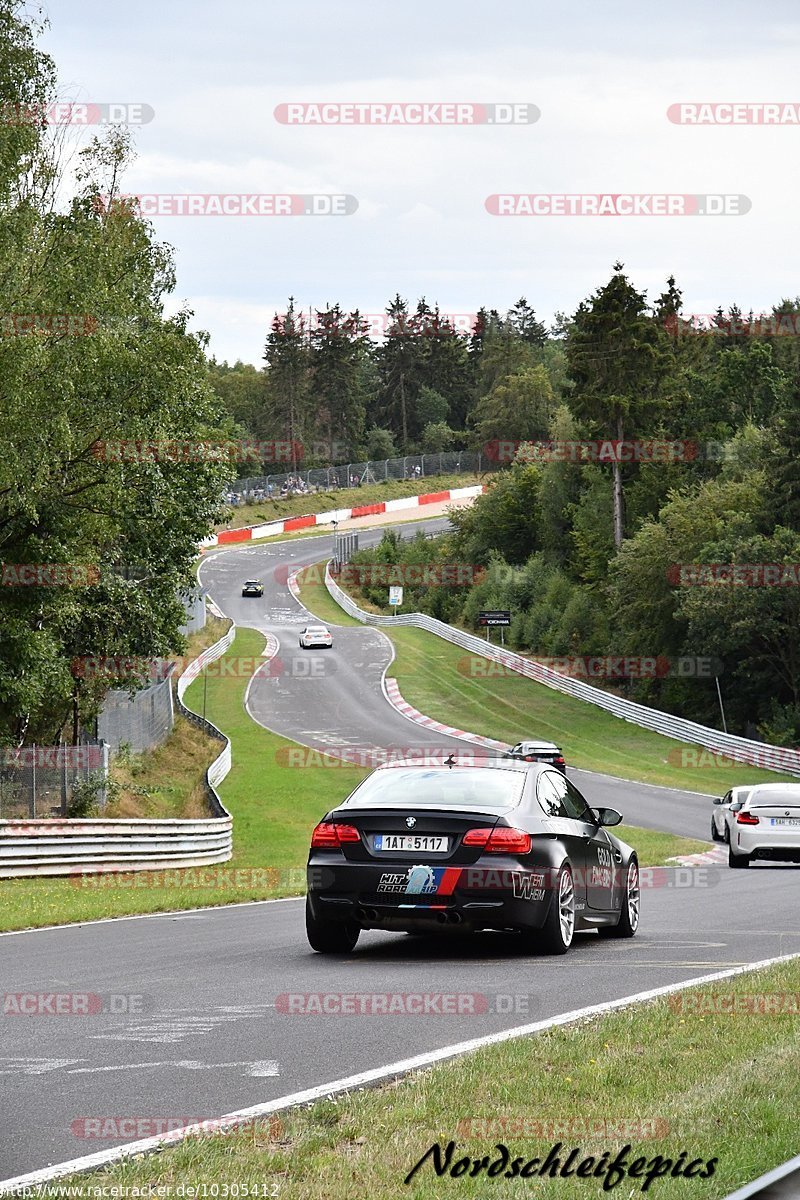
[746, 782, 800, 800]
[373, 756, 539, 773]
[516, 740, 562, 751]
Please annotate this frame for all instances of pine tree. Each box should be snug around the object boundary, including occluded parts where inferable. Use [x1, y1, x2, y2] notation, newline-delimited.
[566, 264, 669, 547]
[262, 297, 310, 470]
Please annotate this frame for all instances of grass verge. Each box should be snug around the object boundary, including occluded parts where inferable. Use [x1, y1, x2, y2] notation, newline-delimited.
[220, 472, 481, 530]
[56, 957, 800, 1198]
[298, 561, 784, 796]
[294, 563, 361, 627]
[105, 719, 219, 819]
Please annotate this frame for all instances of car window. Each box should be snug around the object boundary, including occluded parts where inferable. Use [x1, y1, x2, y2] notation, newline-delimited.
[344, 768, 525, 809]
[510, 744, 522, 755]
[564, 779, 594, 822]
[536, 771, 568, 818]
[749, 789, 800, 808]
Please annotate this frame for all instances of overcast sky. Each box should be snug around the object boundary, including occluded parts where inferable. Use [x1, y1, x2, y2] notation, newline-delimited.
[42, 1, 800, 365]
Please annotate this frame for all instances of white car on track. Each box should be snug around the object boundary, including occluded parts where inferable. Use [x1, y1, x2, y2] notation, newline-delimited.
[299, 625, 333, 649]
[728, 783, 800, 868]
[711, 786, 752, 844]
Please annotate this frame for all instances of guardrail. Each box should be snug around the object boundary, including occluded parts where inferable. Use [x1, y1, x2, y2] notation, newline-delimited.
[324, 563, 800, 778]
[0, 627, 236, 878]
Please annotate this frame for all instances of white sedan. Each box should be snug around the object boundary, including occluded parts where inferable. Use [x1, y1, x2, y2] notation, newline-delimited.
[728, 783, 800, 868]
[711, 786, 752, 844]
[299, 625, 333, 649]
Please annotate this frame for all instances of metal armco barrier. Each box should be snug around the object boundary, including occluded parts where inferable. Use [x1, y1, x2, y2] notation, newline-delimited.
[723, 1153, 800, 1199]
[324, 563, 800, 778]
[0, 627, 236, 879]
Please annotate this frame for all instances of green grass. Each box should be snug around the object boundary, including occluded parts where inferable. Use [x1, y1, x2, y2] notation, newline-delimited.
[383, 627, 785, 795]
[55, 957, 800, 1198]
[617, 825, 708, 862]
[295, 563, 361, 626]
[221, 472, 482, 530]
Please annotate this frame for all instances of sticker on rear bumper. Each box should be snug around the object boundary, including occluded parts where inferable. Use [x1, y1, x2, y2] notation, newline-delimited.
[377, 866, 461, 895]
[511, 872, 546, 901]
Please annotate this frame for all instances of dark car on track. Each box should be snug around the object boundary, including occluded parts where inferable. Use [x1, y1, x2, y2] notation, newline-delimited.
[505, 740, 567, 773]
[305, 757, 639, 956]
[241, 579, 263, 597]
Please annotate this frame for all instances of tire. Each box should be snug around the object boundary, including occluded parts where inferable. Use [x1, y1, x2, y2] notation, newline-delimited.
[536, 864, 575, 955]
[711, 818, 721, 843]
[728, 844, 750, 869]
[598, 857, 640, 939]
[305, 897, 360, 953]
[723, 822, 730, 844]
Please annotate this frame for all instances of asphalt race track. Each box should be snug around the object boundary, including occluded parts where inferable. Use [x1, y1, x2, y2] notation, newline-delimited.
[2, 517, 799, 1182]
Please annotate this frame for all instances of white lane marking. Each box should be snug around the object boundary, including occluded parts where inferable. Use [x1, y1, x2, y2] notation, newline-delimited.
[3, 949, 799, 1194]
[0, 1058, 86, 1076]
[65, 1060, 279, 1077]
[90, 1005, 275, 1044]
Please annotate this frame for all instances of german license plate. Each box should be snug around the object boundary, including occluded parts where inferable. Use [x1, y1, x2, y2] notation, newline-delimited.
[374, 834, 448, 853]
[770, 817, 800, 827]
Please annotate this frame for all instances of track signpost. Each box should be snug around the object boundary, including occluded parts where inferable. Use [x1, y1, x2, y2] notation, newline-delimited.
[478, 609, 511, 645]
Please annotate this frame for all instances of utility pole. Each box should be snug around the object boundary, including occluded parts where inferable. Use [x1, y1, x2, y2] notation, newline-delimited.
[715, 675, 728, 734]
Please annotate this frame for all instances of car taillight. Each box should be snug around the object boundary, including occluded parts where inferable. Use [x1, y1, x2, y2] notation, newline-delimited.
[310, 822, 361, 847]
[554, 756, 566, 766]
[524, 755, 534, 762]
[462, 827, 532, 854]
[736, 811, 760, 825]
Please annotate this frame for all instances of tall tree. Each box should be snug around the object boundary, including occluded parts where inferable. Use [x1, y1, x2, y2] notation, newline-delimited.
[308, 304, 370, 460]
[262, 297, 310, 471]
[0, 108, 233, 746]
[566, 263, 670, 546]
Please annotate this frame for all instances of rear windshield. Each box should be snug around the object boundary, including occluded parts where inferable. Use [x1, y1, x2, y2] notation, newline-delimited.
[750, 790, 800, 807]
[344, 768, 525, 809]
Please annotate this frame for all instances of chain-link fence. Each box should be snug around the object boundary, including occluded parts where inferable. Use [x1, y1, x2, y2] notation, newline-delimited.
[224, 449, 497, 505]
[0, 743, 110, 820]
[97, 663, 176, 754]
[180, 588, 207, 636]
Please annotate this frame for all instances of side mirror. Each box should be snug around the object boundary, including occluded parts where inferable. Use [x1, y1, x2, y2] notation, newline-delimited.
[712, 796, 724, 805]
[593, 807, 623, 827]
